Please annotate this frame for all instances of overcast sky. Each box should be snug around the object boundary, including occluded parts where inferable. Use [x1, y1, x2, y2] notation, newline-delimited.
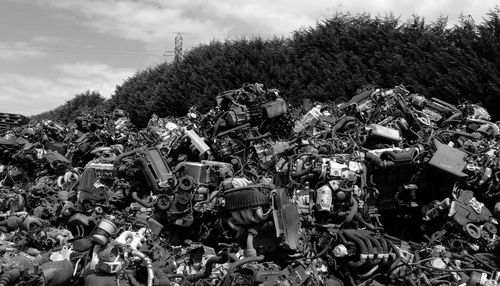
[1, 0, 498, 115]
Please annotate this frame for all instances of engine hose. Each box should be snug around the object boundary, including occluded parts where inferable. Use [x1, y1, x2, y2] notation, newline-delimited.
[187, 251, 229, 282]
[343, 230, 368, 268]
[359, 265, 379, 279]
[353, 231, 375, 260]
[113, 149, 138, 169]
[221, 255, 264, 286]
[165, 274, 190, 286]
[332, 116, 357, 133]
[254, 207, 271, 221]
[344, 196, 358, 223]
[134, 158, 160, 194]
[364, 232, 383, 256]
[132, 192, 155, 208]
[467, 118, 500, 134]
[379, 236, 389, 262]
[246, 132, 271, 142]
[311, 237, 334, 259]
[361, 232, 383, 265]
[245, 230, 257, 258]
[338, 231, 349, 245]
[343, 230, 368, 255]
[440, 111, 462, 126]
[231, 211, 246, 225]
[131, 250, 154, 286]
[227, 217, 244, 237]
[241, 209, 258, 224]
[387, 241, 403, 274]
[0, 269, 21, 286]
[355, 213, 382, 230]
[365, 152, 395, 169]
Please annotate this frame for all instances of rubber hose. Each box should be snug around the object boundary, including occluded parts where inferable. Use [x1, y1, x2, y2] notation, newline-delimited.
[231, 211, 247, 225]
[356, 213, 382, 230]
[0, 269, 20, 286]
[380, 237, 389, 262]
[186, 252, 228, 282]
[227, 217, 244, 237]
[311, 237, 334, 259]
[241, 209, 258, 224]
[363, 232, 383, 258]
[440, 111, 462, 126]
[254, 207, 271, 221]
[221, 255, 264, 286]
[333, 116, 356, 132]
[365, 152, 395, 169]
[359, 265, 379, 279]
[387, 240, 402, 273]
[344, 196, 358, 223]
[113, 149, 138, 169]
[343, 230, 368, 255]
[132, 192, 155, 208]
[245, 231, 257, 258]
[361, 232, 382, 265]
[134, 158, 159, 194]
[343, 230, 368, 268]
[352, 231, 374, 260]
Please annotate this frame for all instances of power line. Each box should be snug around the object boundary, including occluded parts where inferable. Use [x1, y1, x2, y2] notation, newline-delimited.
[0, 46, 174, 56]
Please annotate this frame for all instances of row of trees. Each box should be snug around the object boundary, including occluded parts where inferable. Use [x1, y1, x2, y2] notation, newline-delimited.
[32, 91, 106, 123]
[39, 8, 500, 127]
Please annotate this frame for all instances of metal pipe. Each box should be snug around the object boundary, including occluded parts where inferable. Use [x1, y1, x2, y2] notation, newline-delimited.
[245, 230, 258, 258]
[241, 209, 258, 224]
[227, 217, 244, 237]
[231, 211, 247, 225]
[131, 250, 154, 286]
[254, 207, 271, 221]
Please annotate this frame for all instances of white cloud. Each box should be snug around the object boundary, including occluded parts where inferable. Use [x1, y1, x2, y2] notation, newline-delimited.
[34, 0, 499, 48]
[31, 36, 61, 44]
[0, 41, 45, 60]
[0, 62, 135, 115]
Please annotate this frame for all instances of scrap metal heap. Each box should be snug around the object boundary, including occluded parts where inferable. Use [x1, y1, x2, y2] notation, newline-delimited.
[1, 83, 500, 286]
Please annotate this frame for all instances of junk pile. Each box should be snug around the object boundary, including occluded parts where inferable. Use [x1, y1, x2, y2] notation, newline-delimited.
[1, 83, 500, 286]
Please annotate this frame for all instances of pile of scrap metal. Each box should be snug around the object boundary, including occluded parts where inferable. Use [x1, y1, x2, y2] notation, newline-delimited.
[0, 113, 28, 133]
[1, 82, 500, 286]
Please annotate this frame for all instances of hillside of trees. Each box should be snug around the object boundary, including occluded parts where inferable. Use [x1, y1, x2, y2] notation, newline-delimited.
[32, 91, 106, 123]
[41, 9, 500, 127]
